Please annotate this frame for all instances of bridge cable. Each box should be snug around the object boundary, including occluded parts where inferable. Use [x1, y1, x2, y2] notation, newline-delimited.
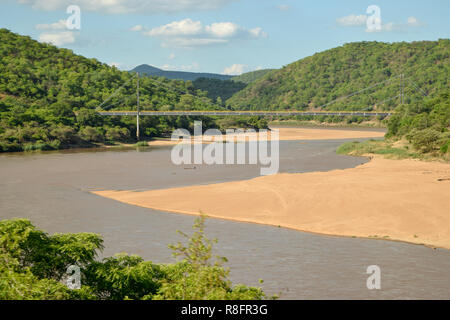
[97, 73, 137, 110]
[406, 78, 428, 97]
[375, 94, 402, 107]
[317, 74, 404, 109]
[141, 75, 221, 108]
[101, 97, 127, 110]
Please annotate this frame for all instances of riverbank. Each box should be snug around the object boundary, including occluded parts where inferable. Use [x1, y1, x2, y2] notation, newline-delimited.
[337, 139, 450, 162]
[144, 127, 386, 146]
[269, 119, 386, 128]
[1, 127, 385, 153]
[93, 155, 450, 249]
[3, 127, 449, 299]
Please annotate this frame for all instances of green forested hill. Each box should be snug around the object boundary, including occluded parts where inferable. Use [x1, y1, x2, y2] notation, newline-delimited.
[337, 90, 450, 159]
[190, 69, 276, 104]
[231, 69, 275, 84]
[193, 77, 247, 103]
[1, 29, 448, 154]
[227, 40, 449, 111]
[0, 29, 220, 152]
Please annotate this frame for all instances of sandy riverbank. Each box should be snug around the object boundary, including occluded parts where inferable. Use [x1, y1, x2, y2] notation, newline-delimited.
[93, 154, 450, 249]
[146, 127, 386, 146]
[92, 127, 450, 249]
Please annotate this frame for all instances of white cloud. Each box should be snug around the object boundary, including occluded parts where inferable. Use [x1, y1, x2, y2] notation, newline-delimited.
[108, 62, 121, 68]
[222, 64, 247, 75]
[276, 4, 290, 11]
[365, 16, 425, 33]
[39, 31, 76, 46]
[138, 18, 266, 48]
[159, 62, 199, 71]
[35, 19, 67, 30]
[130, 25, 143, 32]
[161, 38, 228, 48]
[374, 22, 393, 33]
[36, 19, 78, 46]
[336, 14, 367, 27]
[144, 19, 203, 37]
[169, 53, 176, 60]
[336, 14, 425, 32]
[407, 16, 423, 27]
[17, 0, 236, 14]
[160, 64, 171, 70]
[205, 22, 239, 38]
[249, 27, 267, 38]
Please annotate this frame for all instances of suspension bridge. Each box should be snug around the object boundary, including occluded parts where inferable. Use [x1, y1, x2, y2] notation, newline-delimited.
[98, 110, 393, 116]
[96, 73, 427, 139]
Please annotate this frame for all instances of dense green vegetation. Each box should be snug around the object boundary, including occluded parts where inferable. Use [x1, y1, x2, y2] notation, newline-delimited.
[231, 69, 275, 84]
[0, 215, 267, 300]
[338, 91, 450, 160]
[227, 40, 449, 111]
[190, 70, 276, 105]
[1, 29, 448, 154]
[193, 77, 247, 104]
[0, 29, 230, 152]
[387, 91, 450, 155]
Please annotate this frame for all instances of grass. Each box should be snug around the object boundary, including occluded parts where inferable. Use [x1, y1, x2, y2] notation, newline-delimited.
[134, 141, 149, 147]
[23, 141, 60, 152]
[337, 139, 423, 160]
[337, 136, 450, 162]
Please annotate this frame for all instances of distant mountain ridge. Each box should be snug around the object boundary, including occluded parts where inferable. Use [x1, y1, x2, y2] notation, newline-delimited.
[131, 64, 233, 81]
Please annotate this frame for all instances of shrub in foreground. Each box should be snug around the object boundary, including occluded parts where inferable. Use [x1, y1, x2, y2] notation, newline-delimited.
[0, 216, 266, 300]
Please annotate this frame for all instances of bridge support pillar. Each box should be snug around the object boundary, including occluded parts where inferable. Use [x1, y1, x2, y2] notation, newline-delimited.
[136, 73, 140, 140]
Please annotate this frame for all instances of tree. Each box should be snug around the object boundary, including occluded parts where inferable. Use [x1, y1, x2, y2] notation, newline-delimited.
[0, 217, 267, 300]
[105, 126, 130, 142]
[407, 128, 444, 153]
[84, 254, 163, 300]
[79, 126, 104, 142]
[0, 29, 226, 152]
[155, 214, 266, 300]
[0, 219, 100, 299]
[387, 91, 450, 155]
[76, 108, 102, 127]
[50, 125, 76, 144]
[227, 40, 450, 112]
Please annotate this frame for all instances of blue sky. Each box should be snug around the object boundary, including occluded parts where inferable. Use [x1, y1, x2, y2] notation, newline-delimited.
[1, 0, 449, 74]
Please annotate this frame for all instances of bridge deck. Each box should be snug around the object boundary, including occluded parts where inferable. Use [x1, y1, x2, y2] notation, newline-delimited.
[98, 111, 392, 117]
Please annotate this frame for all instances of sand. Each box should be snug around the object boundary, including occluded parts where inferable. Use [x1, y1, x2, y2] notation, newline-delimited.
[93, 157, 450, 249]
[92, 127, 450, 249]
[146, 127, 386, 146]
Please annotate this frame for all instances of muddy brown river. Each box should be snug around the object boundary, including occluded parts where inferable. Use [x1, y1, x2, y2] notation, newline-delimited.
[1, 135, 449, 299]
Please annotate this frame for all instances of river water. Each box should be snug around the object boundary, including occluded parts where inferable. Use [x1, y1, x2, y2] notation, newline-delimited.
[1, 134, 449, 299]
